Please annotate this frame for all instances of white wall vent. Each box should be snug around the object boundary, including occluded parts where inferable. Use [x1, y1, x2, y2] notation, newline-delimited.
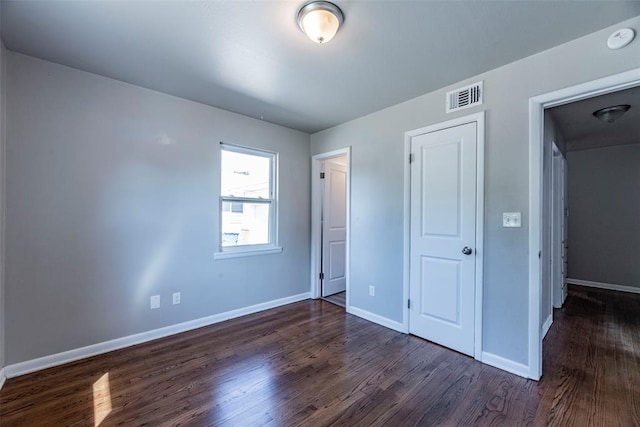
[446, 81, 483, 113]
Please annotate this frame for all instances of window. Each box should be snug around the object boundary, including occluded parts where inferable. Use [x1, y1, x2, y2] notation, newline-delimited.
[216, 143, 281, 259]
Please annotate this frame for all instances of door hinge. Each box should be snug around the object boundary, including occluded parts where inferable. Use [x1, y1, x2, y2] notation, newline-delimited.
[320, 172, 325, 179]
[409, 153, 414, 164]
[319, 272, 324, 280]
[407, 299, 411, 309]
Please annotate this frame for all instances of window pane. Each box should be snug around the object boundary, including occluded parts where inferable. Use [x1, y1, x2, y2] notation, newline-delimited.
[231, 202, 243, 213]
[221, 202, 271, 247]
[221, 150, 271, 199]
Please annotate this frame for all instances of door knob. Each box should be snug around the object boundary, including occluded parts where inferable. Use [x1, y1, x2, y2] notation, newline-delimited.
[462, 247, 473, 255]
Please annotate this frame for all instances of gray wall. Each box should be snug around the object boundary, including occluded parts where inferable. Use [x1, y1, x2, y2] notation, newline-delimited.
[567, 143, 640, 288]
[5, 52, 311, 364]
[311, 16, 640, 366]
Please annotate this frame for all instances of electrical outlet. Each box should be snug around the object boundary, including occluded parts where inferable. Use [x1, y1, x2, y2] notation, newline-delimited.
[172, 292, 181, 305]
[150, 295, 160, 309]
[369, 286, 375, 297]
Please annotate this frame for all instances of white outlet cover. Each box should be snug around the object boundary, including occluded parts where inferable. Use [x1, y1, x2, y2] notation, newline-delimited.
[503, 212, 522, 228]
[150, 295, 160, 309]
[172, 292, 181, 304]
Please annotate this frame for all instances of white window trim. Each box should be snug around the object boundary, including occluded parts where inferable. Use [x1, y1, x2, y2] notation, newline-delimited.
[215, 142, 280, 260]
[214, 246, 283, 260]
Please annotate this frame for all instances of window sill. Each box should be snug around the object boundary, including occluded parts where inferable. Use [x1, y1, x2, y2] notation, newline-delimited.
[214, 246, 283, 260]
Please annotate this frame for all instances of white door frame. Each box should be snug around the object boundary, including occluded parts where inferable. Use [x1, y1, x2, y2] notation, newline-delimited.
[403, 111, 485, 358]
[528, 68, 640, 380]
[311, 147, 351, 305]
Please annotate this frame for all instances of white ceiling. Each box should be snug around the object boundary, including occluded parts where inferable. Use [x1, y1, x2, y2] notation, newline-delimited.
[549, 85, 640, 152]
[2, 1, 640, 133]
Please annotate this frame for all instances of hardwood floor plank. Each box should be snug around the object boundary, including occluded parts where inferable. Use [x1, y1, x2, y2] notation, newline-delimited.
[1, 287, 639, 426]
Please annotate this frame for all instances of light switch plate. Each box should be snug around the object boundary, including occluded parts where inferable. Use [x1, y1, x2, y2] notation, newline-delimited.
[503, 212, 522, 228]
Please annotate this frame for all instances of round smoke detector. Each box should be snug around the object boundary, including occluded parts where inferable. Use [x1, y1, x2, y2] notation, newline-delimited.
[607, 28, 635, 50]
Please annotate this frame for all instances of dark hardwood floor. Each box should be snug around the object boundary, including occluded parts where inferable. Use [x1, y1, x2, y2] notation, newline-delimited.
[1, 285, 639, 426]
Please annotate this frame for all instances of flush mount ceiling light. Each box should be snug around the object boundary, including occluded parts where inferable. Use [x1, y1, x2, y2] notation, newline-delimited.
[592, 105, 631, 123]
[297, 1, 344, 44]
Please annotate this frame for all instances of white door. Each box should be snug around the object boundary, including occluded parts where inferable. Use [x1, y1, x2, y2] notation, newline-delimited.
[561, 158, 568, 304]
[321, 159, 347, 297]
[409, 122, 477, 356]
[552, 148, 566, 308]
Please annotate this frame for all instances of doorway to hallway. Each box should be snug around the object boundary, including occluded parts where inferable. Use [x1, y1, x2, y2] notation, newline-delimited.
[311, 148, 351, 309]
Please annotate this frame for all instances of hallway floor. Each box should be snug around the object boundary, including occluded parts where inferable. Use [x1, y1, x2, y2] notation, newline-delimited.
[322, 291, 346, 308]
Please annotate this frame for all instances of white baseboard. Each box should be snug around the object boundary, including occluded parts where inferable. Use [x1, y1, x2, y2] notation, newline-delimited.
[541, 314, 553, 339]
[341, 307, 531, 379]
[0, 368, 5, 391]
[480, 351, 529, 379]
[347, 306, 406, 333]
[566, 278, 640, 295]
[4, 292, 310, 379]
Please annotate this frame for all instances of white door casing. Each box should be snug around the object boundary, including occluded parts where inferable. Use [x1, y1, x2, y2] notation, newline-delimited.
[321, 160, 347, 297]
[409, 122, 477, 356]
[529, 69, 640, 381]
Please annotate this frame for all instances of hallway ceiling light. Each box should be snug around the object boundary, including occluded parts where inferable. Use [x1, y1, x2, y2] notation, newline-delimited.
[297, 1, 344, 44]
[592, 105, 630, 123]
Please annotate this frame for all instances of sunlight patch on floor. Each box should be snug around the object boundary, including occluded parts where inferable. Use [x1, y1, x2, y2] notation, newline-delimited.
[93, 372, 112, 426]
